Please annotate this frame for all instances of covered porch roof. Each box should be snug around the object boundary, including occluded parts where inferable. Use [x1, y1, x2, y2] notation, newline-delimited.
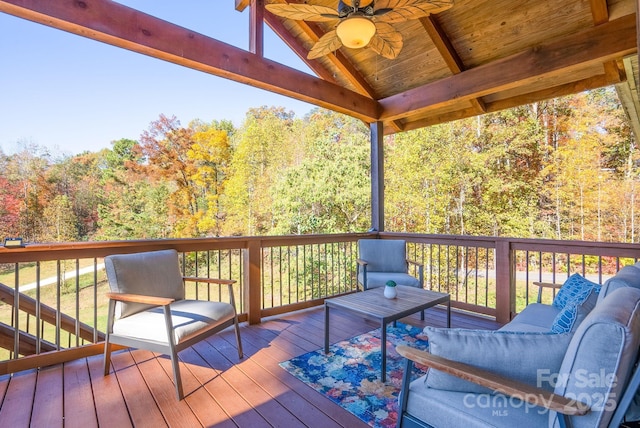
[0, 0, 638, 136]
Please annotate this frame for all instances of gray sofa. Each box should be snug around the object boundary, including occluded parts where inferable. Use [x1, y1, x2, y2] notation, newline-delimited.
[502, 263, 640, 333]
[397, 264, 640, 428]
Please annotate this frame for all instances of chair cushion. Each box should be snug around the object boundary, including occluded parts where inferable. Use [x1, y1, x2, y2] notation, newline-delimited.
[358, 239, 407, 272]
[357, 272, 421, 289]
[550, 287, 640, 428]
[597, 265, 640, 304]
[112, 299, 236, 345]
[424, 327, 573, 394]
[105, 249, 185, 318]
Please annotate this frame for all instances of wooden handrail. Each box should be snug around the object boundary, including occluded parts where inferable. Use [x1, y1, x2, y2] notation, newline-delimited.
[0, 282, 104, 345]
[0, 322, 56, 355]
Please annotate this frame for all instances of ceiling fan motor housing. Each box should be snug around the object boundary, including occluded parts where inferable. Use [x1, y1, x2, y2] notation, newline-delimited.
[338, 0, 375, 17]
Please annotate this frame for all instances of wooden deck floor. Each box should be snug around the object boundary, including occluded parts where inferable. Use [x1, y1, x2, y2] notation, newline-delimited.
[0, 305, 500, 427]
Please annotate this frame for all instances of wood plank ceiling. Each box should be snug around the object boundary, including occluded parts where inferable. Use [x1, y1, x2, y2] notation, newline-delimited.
[1, 0, 638, 135]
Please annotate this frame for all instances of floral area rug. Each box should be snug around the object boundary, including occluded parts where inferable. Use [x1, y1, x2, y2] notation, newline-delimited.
[279, 323, 429, 428]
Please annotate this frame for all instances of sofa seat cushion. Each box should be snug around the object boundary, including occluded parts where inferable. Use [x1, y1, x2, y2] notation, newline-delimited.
[357, 271, 420, 288]
[112, 299, 235, 345]
[500, 303, 560, 332]
[424, 327, 573, 394]
[405, 378, 548, 428]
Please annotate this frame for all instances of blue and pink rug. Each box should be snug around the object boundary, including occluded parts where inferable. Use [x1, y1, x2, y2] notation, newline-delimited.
[279, 323, 429, 428]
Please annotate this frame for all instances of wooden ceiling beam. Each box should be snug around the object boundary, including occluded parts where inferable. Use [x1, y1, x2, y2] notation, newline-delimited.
[399, 73, 621, 132]
[590, 0, 609, 24]
[249, 0, 264, 57]
[380, 14, 637, 121]
[588, 0, 621, 96]
[0, 0, 380, 122]
[420, 15, 486, 114]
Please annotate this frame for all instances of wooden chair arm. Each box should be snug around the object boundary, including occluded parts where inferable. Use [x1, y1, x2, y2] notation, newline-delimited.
[396, 345, 590, 417]
[182, 277, 238, 308]
[532, 281, 563, 303]
[183, 277, 236, 285]
[533, 281, 563, 290]
[407, 259, 422, 267]
[356, 259, 368, 266]
[106, 292, 174, 306]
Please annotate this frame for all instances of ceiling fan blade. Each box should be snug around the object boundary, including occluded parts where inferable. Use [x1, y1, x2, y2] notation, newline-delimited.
[265, 4, 341, 22]
[374, 0, 453, 22]
[308, 30, 343, 59]
[369, 22, 404, 59]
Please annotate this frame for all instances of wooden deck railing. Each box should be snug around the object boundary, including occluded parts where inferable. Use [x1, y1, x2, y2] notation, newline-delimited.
[1, 232, 640, 374]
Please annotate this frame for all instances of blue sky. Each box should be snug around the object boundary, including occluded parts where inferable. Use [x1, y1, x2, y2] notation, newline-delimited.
[0, 1, 316, 156]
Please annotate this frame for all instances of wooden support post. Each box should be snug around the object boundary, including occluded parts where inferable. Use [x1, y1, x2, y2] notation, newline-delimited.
[637, 0, 640, 82]
[249, 0, 264, 57]
[495, 239, 513, 324]
[243, 240, 262, 325]
[371, 121, 384, 232]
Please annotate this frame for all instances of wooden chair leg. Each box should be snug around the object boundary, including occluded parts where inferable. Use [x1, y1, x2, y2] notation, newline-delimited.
[103, 336, 112, 376]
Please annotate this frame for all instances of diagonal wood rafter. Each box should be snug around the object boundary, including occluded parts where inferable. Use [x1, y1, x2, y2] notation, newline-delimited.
[259, 0, 406, 131]
[420, 15, 487, 114]
[264, 0, 378, 98]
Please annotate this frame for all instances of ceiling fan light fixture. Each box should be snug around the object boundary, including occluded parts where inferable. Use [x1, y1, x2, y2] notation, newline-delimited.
[336, 16, 376, 49]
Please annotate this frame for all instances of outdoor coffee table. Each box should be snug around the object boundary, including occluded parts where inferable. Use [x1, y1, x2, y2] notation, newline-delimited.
[324, 285, 450, 382]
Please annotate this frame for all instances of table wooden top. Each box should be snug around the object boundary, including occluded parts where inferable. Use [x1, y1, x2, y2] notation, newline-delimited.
[325, 286, 450, 323]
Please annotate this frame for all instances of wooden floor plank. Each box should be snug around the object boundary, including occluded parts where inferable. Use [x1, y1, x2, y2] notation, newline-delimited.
[0, 369, 37, 426]
[222, 329, 362, 428]
[63, 358, 98, 428]
[179, 348, 237, 428]
[199, 337, 306, 428]
[129, 350, 202, 427]
[190, 340, 271, 428]
[31, 366, 63, 428]
[86, 354, 133, 428]
[0, 305, 500, 428]
[109, 349, 168, 427]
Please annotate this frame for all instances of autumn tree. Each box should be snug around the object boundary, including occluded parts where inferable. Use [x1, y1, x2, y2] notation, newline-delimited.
[272, 110, 370, 234]
[224, 106, 298, 235]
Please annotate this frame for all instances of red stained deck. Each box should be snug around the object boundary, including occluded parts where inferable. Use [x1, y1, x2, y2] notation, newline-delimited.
[0, 306, 500, 427]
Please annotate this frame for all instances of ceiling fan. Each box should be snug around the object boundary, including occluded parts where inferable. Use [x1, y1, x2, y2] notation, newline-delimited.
[265, 0, 454, 59]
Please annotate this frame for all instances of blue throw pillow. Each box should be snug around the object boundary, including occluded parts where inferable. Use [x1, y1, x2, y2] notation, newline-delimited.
[552, 273, 600, 309]
[550, 273, 601, 333]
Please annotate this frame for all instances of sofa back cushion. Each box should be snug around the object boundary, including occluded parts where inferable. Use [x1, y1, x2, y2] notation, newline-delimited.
[597, 265, 640, 305]
[424, 328, 573, 394]
[105, 249, 185, 319]
[358, 239, 407, 273]
[551, 286, 640, 428]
